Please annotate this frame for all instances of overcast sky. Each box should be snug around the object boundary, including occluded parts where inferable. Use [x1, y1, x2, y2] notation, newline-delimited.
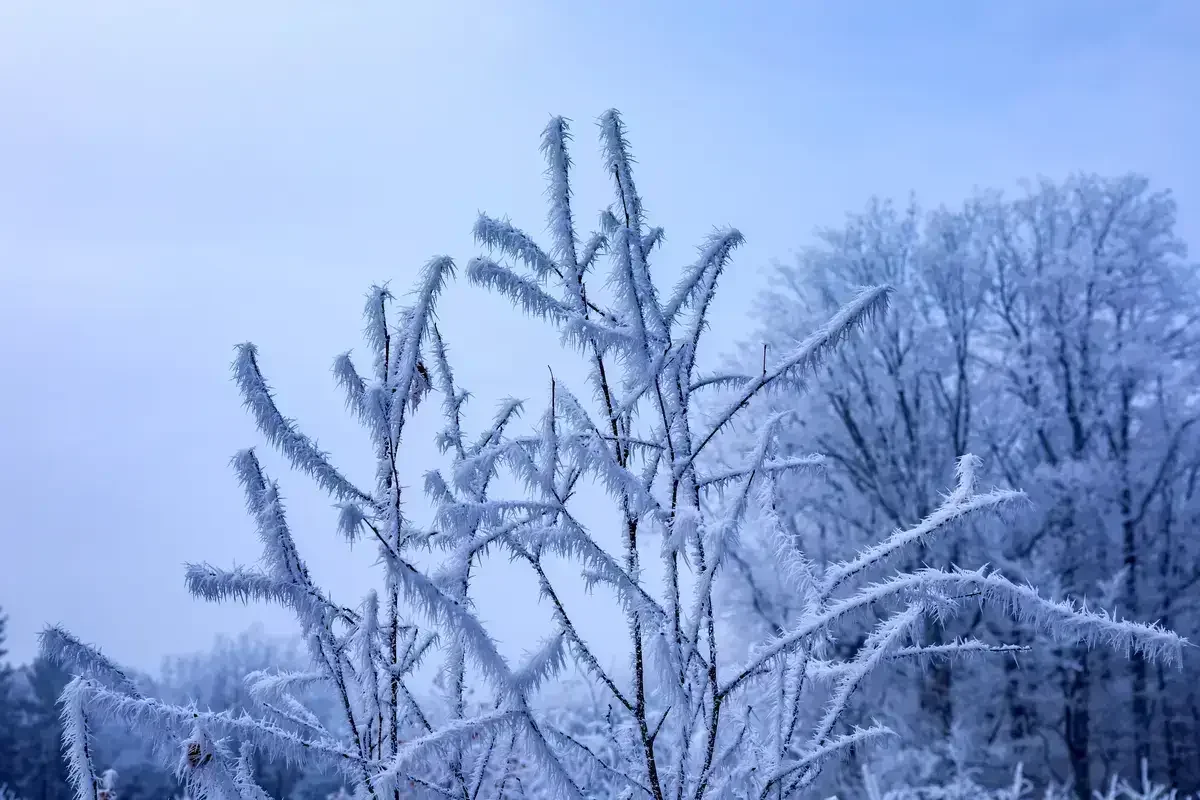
[2, 0, 1198, 672]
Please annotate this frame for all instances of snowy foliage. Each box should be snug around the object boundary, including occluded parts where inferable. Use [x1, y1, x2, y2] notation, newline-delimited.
[726, 184, 1200, 796]
[40, 114, 1188, 800]
[856, 757, 1195, 800]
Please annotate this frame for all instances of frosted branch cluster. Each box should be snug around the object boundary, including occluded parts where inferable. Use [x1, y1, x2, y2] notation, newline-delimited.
[41, 112, 1186, 800]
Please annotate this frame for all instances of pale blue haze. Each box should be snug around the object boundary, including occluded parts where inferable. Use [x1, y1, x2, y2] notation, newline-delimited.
[1, 0, 1197, 668]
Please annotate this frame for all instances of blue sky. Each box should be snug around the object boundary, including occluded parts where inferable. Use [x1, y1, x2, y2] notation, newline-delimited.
[1, 0, 1197, 670]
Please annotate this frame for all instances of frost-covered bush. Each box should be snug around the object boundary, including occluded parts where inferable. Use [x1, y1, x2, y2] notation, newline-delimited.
[41, 111, 1186, 800]
[854, 756, 1192, 800]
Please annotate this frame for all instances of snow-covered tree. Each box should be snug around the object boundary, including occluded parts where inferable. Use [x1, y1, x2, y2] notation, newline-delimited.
[731, 176, 1200, 797]
[41, 113, 1187, 800]
[0, 607, 21, 792]
[982, 176, 1200, 795]
[717, 198, 999, 743]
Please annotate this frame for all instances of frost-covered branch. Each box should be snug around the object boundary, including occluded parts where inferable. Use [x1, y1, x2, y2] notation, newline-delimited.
[47, 112, 1191, 800]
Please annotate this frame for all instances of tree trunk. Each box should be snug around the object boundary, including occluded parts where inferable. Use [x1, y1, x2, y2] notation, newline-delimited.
[1004, 628, 1033, 743]
[916, 617, 953, 738]
[1064, 647, 1092, 800]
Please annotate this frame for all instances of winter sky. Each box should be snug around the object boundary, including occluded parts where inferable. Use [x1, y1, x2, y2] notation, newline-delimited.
[2, 0, 1198, 671]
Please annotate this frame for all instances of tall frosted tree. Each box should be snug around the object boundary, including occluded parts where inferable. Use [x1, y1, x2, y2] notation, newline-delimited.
[983, 175, 1200, 795]
[730, 176, 1200, 797]
[718, 198, 998, 741]
[41, 114, 1186, 800]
